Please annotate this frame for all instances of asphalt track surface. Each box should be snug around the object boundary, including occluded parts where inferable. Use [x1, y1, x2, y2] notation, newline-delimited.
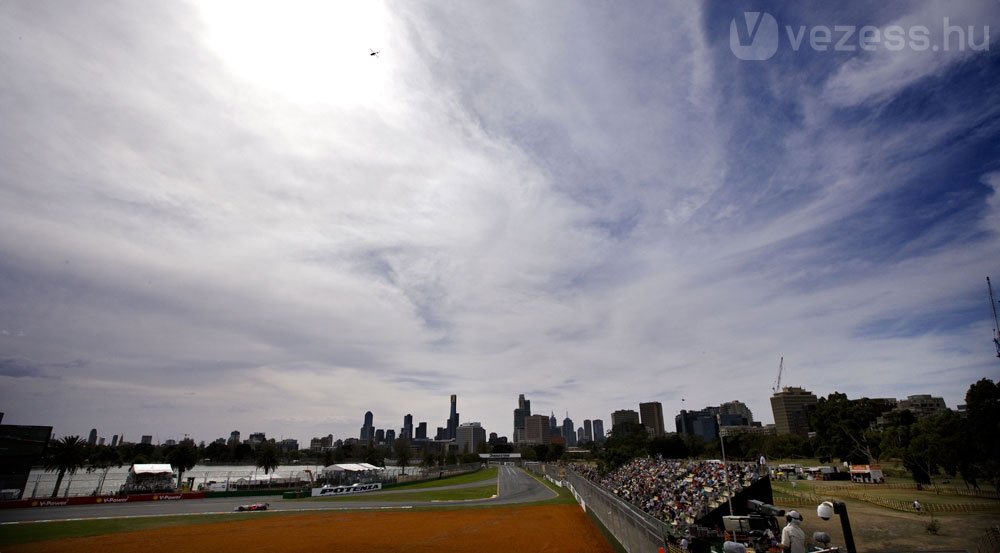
[0, 465, 557, 524]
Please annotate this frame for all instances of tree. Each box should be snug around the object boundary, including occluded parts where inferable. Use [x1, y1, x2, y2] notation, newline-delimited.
[43, 436, 89, 497]
[808, 393, 893, 464]
[86, 445, 122, 495]
[962, 379, 1000, 492]
[394, 439, 412, 475]
[255, 442, 281, 475]
[166, 443, 200, 489]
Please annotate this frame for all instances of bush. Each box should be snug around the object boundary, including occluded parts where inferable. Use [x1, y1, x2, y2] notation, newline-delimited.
[925, 517, 940, 535]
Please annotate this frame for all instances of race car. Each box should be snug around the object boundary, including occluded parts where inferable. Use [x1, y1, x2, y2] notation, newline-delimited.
[234, 502, 269, 512]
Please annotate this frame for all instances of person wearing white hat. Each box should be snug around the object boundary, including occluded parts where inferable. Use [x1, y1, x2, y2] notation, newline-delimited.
[781, 510, 806, 553]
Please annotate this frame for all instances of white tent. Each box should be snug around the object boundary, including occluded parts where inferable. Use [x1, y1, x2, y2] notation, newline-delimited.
[131, 463, 174, 474]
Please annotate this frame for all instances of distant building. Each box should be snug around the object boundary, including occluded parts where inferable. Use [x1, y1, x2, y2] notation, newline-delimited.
[770, 387, 818, 437]
[164, 439, 177, 446]
[562, 415, 576, 447]
[611, 409, 640, 431]
[141, 435, 153, 445]
[676, 409, 719, 442]
[523, 414, 551, 445]
[592, 419, 605, 443]
[375, 429, 385, 443]
[278, 438, 299, 452]
[583, 419, 593, 442]
[447, 395, 460, 440]
[577, 427, 585, 443]
[456, 422, 486, 454]
[403, 414, 413, 442]
[385, 429, 396, 445]
[88, 428, 98, 446]
[513, 394, 531, 444]
[247, 432, 266, 447]
[228, 431, 240, 445]
[639, 402, 666, 437]
[719, 400, 754, 425]
[360, 411, 375, 442]
[416, 422, 427, 440]
[896, 394, 948, 417]
[111, 434, 119, 447]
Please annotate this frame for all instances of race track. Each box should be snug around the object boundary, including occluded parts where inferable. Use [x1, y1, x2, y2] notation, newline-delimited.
[0, 465, 557, 524]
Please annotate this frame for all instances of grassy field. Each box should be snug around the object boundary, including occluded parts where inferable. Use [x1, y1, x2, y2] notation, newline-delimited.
[324, 483, 497, 502]
[384, 467, 498, 490]
[0, 514, 247, 547]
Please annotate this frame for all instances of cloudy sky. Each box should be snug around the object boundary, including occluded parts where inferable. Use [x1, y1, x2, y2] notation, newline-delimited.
[1, 1, 998, 446]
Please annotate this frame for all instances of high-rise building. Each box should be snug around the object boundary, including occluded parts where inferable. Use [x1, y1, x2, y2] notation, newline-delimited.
[513, 394, 531, 443]
[361, 411, 375, 442]
[375, 429, 385, 443]
[592, 419, 605, 442]
[720, 400, 754, 425]
[523, 414, 550, 445]
[87, 428, 98, 446]
[676, 409, 718, 442]
[562, 414, 576, 447]
[583, 419, 593, 442]
[639, 402, 666, 437]
[228, 431, 240, 445]
[403, 414, 413, 441]
[141, 435, 153, 445]
[385, 429, 396, 444]
[549, 412, 558, 432]
[577, 427, 585, 443]
[770, 387, 818, 437]
[456, 422, 486, 454]
[111, 434, 119, 447]
[416, 422, 427, 440]
[447, 394, 460, 440]
[611, 409, 640, 431]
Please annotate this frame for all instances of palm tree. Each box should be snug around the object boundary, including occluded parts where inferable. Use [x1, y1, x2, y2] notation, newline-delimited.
[166, 443, 200, 489]
[255, 442, 281, 475]
[43, 436, 89, 497]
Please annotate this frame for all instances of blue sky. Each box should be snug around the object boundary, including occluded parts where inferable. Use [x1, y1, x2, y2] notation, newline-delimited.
[0, 1, 998, 445]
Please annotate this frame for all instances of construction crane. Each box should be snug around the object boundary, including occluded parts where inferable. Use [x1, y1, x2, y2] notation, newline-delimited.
[772, 356, 784, 393]
[989, 277, 1000, 359]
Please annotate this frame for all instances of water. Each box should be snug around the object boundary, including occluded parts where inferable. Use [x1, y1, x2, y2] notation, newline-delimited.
[23, 464, 410, 498]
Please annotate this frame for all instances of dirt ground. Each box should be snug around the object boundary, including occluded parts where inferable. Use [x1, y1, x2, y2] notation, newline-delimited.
[8, 505, 617, 553]
[787, 502, 999, 552]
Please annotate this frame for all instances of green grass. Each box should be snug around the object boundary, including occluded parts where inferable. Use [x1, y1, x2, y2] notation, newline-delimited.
[323, 483, 498, 502]
[387, 467, 498, 490]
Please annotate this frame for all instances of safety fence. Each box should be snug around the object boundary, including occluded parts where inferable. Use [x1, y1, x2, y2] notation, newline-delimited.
[775, 487, 1000, 514]
[525, 463, 677, 553]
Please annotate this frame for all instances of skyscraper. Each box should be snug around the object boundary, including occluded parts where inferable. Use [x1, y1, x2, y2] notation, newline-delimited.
[592, 419, 605, 442]
[770, 387, 818, 437]
[562, 414, 576, 447]
[447, 394, 460, 440]
[403, 414, 413, 441]
[456, 422, 486, 454]
[361, 411, 375, 442]
[720, 400, 754, 425]
[513, 394, 531, 443]
[87, 428, 97, 446]
[523, 414, 550, 445]
[639, 402, 666, 437]
[583, 419, 593, 442]
[416, 422, 427, 440]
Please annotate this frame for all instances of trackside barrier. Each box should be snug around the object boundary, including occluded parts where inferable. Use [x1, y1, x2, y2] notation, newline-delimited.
[525, 463, 675, 553]
[0, 492, 206, 509]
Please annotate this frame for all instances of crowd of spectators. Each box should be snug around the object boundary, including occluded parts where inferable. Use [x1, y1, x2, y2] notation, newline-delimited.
[569, 457, 762, 530]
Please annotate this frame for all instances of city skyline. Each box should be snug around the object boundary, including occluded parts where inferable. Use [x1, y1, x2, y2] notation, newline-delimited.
[1, 3, 998, 445]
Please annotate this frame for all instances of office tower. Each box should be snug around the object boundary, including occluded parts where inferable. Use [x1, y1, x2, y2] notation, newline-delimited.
[456, 422, 486, 454]
[375, 429, 385, 443]
[639, 402, 666, 437]
[676, 409, 719, 442]
[385, 429, 395, 445]
[87, 428, 97, 446]
[141, 435, 153, 445]
[111, 434, 119, 447]
[416, 422, 427, 440]
[719, 400, 753, 426]
[562, 414, 576, 447]
[403, 414, 413, 441]
[549, 412, 558, 432]
[577, 427, 585, 443]
[770, 387, 818, 437]
[583, 420, 593, 442]
[592, 419, 605, 442]
[447, 394, 459, 440]
[611, 409, 640, 430]
[228, 431, 240, 445]
[361, 411, 375, 442]
[513, 394, 531, 443]
[523, 414, 551, 445]
[896, 395, 948, 417]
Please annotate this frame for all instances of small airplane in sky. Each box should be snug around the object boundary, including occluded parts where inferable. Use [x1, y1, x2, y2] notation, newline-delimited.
[370, 49, 380, 58]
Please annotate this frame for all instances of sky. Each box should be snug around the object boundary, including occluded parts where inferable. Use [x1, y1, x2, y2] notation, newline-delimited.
[1, 1, 999, 446]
